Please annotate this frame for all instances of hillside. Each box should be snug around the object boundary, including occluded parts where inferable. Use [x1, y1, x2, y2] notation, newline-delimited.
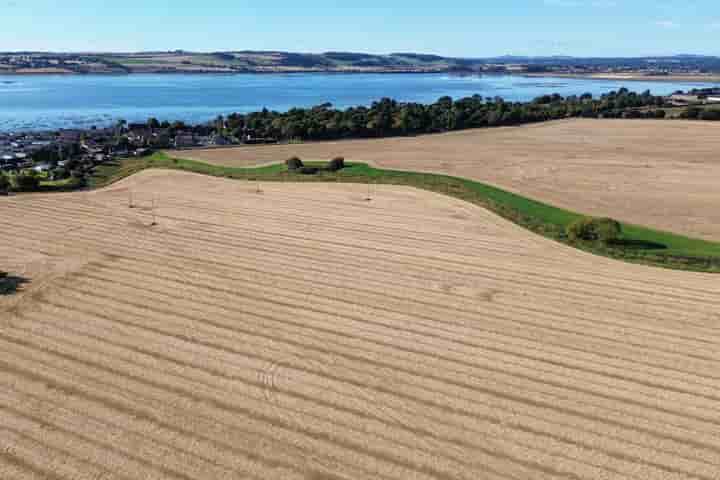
[3, 51, 720, 75]
[2, 169, 719, 479]
[178, 119, 720, 242]
[0, 51, 458, 74]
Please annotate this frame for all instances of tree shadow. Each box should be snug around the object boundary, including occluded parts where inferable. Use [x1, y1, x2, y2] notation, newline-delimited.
[608, 239, 668, 251]
[0, 274, 30, 295]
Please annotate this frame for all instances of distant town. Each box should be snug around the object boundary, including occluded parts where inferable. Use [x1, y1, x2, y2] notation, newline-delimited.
[0, 115, 287, 189]
[3, 51, 720, 79]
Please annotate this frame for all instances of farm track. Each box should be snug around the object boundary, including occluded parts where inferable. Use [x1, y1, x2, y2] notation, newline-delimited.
[2, 170, 720, 479]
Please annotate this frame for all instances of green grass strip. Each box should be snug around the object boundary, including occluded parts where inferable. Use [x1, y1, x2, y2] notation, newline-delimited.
[82, 152, 720, 273]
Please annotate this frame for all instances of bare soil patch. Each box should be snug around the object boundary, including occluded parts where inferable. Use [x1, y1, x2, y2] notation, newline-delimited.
[179, 119, 720, 241]
[2, 169, 720, 479]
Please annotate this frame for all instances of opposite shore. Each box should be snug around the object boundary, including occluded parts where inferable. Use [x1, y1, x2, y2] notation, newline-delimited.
[4, 69, 720, 83]
[4, 51, 720, 81]
[524, 72, 720, 83]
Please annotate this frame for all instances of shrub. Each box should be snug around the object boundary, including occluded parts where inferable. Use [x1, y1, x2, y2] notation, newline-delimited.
[622, 110, 643, 119]
[14, 172, 40, 191]
[286, 156, 304, 171]
[699, 109, 720, 121]
[327, 156, 346, 172]
[681, 107, 701, 119]
[71, 169, 88, 187]
[298, 166, 319, 175]
[50, 167, 69, 181]
[566, 217, 622, 244]
[0, 173, 10, 194]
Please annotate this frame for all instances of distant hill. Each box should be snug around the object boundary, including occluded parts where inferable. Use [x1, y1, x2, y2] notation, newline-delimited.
[1, 50, 719, 75]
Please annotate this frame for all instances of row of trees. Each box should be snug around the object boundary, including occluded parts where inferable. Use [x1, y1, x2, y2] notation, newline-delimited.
[120, 88, 716, 147]
[0, 171, 41, 192]
[209, 88, 669, 142]
[680, 107, 720, 121]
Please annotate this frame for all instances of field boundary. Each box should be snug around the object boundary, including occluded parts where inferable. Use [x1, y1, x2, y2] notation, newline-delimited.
[78, 152, 720, 273]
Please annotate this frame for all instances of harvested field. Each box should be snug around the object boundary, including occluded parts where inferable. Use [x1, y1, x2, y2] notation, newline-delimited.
[179, 119, 720, 241]
[2, 169, 720, 480]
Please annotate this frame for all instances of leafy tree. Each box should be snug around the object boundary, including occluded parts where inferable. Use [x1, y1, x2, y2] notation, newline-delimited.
[217, 89, 675, 144]
[286, 157, 304, 171]
[15, 172, 40, 191]
[681, 107, 701, 119]
[367, 98, 396, 136]
[152, 132, 172, 148]
[567, 217, 622, 244]
[32, 146, 61, 165]
[327, 157, 345, 172]
[0, 173, 10, 194]
[115, 136, 131, 151]
[215, 115, 225, 133]
[71, 169, 88, 187]
[699, 109, 720, 121]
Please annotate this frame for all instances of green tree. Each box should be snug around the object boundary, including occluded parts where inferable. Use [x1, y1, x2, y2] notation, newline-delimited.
[286, 157, 304, 171]
[327, 157, 345, 172]
[368, 98, 396, 136]
[71, 169, 88, 187]
[215, 115, 226, 133]
[15, 171, 40, 191]
[115, 136, 131, 151]
[0, 173, 10, 194]
[567, 217, 622, 244]
[699, 109, 720, 121]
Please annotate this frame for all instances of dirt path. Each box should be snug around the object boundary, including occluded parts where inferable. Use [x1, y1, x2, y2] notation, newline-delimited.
[178, 119, 720, 241]
[2, 169, 720, 479]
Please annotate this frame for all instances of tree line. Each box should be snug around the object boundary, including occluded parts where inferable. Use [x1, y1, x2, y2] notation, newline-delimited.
[214, 88, 669, 142]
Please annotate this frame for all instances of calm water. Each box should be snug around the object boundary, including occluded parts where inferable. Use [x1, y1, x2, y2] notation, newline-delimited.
[1, 73, 718, 132]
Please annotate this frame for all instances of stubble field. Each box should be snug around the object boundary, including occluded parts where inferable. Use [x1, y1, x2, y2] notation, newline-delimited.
[2, 169, 720, 479]
[180, 119, 720, 241]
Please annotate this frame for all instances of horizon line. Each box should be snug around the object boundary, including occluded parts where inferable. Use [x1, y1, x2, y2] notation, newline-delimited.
[1, 50, 718, 60]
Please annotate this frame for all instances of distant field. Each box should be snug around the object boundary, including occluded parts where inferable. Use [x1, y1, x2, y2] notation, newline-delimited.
[179, 119, 720, 241]
[3, 170, 720, 479]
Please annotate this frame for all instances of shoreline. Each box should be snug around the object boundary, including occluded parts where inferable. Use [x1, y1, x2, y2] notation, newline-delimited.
[3, 68, 720, 82]
[0, 68, 453, 77]
[523, 72, 720, 83]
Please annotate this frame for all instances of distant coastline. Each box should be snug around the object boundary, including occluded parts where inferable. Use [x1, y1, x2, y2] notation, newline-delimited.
[4, 51, 720, 79]
[3, 71, 718, 134]
[0, 68, 452, 76]
[524, 72, 720, 83]
[5, 69, 720, 83]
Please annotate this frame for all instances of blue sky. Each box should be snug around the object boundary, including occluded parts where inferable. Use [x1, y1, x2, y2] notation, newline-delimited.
[2, 0, 718, 57]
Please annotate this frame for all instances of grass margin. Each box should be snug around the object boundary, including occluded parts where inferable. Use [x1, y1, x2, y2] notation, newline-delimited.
[83, 152, 720, 273]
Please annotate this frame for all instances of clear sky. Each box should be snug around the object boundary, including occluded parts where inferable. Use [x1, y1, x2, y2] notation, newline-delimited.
[2, 0, 718, 57]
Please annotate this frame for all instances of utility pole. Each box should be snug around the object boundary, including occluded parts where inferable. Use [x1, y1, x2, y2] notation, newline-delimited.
[151, 194, 158, 226]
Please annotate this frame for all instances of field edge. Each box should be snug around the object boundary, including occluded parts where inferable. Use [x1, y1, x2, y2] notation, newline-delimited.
[76, 152, 720, 273]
